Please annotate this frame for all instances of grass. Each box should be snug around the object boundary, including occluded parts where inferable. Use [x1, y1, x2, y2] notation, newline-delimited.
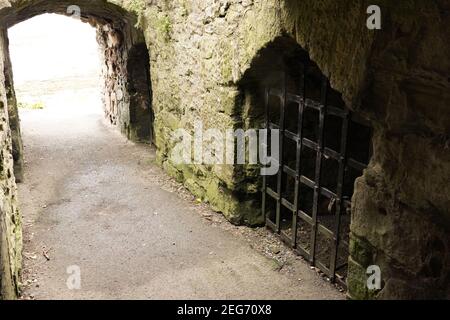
[18, 101, 45, 110]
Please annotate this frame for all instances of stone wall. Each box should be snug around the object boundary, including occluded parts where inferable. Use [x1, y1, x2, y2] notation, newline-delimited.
[347, 1, 450, 299]
[0, 0, 448, 299]
[96, 11, 152, 143]
[139, 0, 378, 225]
[0, 28, 22, 300]
[1, 31, 23, 183]
[139, 0, 450, 299]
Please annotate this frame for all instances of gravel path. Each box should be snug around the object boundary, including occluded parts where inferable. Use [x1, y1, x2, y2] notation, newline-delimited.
[16, 86, 343, 300]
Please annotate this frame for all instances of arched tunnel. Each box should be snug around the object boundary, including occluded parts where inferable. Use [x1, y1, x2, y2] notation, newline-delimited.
[1, 0, 153, 182]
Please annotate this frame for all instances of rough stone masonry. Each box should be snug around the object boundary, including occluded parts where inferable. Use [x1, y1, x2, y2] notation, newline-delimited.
[0, 0, 449, 299]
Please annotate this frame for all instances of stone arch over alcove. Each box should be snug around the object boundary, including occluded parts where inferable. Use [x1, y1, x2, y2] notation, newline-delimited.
[237, 1, 450, 299]
[237, 34, 374, 285]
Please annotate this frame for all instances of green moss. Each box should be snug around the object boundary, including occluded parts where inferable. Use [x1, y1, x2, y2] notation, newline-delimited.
[349, 234, 375, 267]
[126, 0, 146, 27]
[156, 15, 172, 42]
[163, 161, 185, 183]
[126, 0, 146, 16]
[347, 257, 370, 300]
[159, 154, 263, 226]
[220, 56, 234, 84]
[215, 41, 234, 84]
[347, 257, 381, 300]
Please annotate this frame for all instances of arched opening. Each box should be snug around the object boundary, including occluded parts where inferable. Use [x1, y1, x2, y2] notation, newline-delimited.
[126, 43, 153, 143]
[239, 36, 373, 288]
[0, 2, 154, 298]
[7, 13, 104, 141]
[1, 0, 154, 180]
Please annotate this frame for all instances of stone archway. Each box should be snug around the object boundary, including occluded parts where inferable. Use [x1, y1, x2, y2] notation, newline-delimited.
[237, 35, 373, 288]
[0, 0, 153, 298]
[0, 0, 154, 180]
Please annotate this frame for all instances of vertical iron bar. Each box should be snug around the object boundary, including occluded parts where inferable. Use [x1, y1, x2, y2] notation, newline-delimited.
[309, 75, 328, 264]
[292, 63, 306, 248]
[329, 111, 350, 281]
[262, 87, 270, 221]
[275, 71, 287, 233]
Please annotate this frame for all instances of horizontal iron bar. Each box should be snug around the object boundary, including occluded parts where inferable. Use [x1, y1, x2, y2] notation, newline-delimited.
[287, 93, 302, 104]
[295, 245, 311, 260]
[317, 223, 335, 240]
[347, 158, 367, 171]
[270, 88, 349, 119]
[280, 231, 294, 246]
[268, 88, 283, 98]
[266, 219, 277, 232]
[327, 106, 349, 118]
[283, 166, 297, 179]
[321, 187, 337, 199]
[281, 198, 295, 212]
[298, 210, 313, 225]
[269, 122, 280, 130]
[304, 98, 322, 111]
[300, 175, 315, 189]
[324, 147, 342, 161]
[284, 130, 299, 142]
[302, 138, 317, 150]
[336, 275, 347, 289]
[316, 261, 333, 278]
[266, 187, 279, 200]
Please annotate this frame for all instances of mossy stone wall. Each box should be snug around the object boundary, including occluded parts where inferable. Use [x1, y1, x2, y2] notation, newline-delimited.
[0, 27, 22, 300]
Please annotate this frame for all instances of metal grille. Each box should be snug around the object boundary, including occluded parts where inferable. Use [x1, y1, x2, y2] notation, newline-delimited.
[262, 69, 371, 288]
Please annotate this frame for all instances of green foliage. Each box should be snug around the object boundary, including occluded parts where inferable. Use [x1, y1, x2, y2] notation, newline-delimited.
[157, 15, 172, 42]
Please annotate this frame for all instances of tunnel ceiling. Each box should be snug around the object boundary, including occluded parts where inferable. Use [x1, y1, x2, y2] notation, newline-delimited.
[0, 0, 137, 28]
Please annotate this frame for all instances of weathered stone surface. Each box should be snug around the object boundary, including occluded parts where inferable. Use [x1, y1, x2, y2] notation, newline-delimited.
[0, 27, 22, 300]
[1, 30, 23, 183]
[347, 1, 450, 299]
[138, 0, 379, 226]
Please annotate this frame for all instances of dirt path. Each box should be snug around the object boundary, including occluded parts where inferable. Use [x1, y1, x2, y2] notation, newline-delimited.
[17, 87, 343, 300]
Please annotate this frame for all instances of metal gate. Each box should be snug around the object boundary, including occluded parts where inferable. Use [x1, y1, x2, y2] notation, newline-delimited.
[262, 68, 371, 288]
